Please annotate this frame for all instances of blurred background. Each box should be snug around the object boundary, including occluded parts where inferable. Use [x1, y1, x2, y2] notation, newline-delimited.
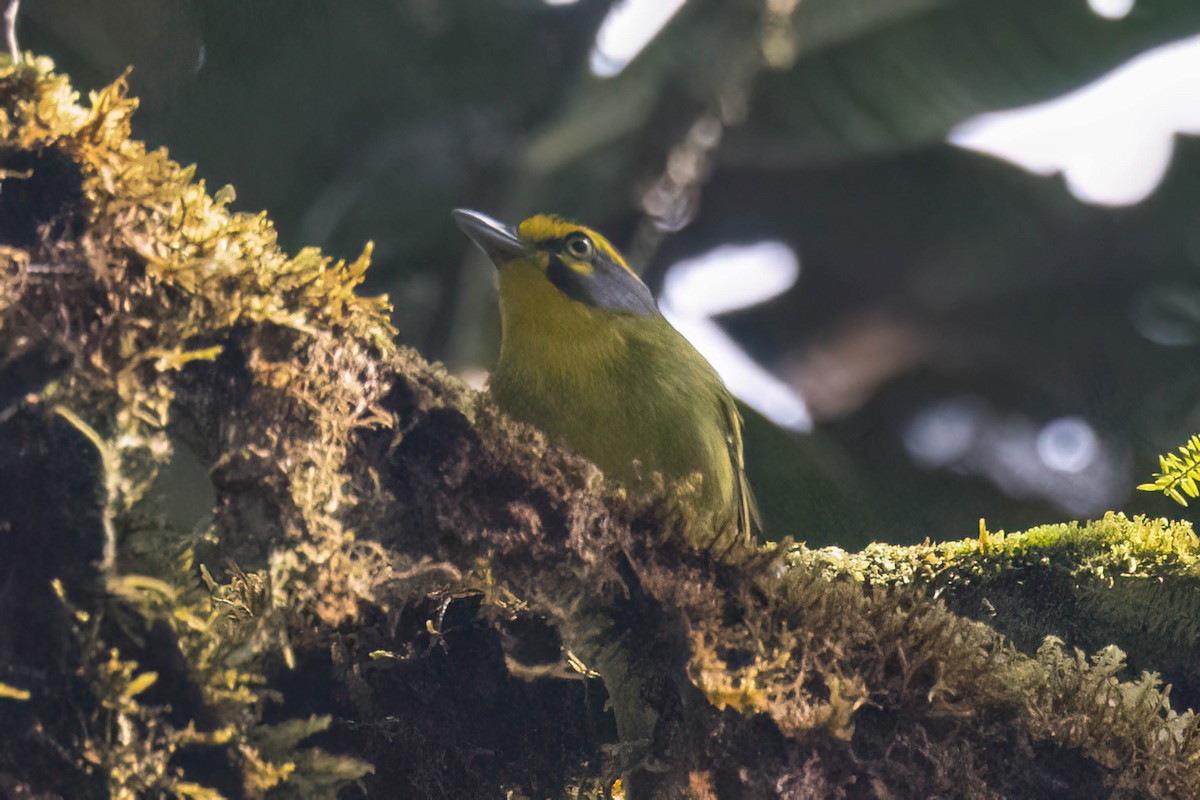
[20, 0, 1200, 548]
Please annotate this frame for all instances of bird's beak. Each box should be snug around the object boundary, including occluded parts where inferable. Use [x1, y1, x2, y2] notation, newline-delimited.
[452, 208, 527, 265]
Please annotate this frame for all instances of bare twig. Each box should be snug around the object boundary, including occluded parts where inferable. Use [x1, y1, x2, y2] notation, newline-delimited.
[4, 0, 19, 65]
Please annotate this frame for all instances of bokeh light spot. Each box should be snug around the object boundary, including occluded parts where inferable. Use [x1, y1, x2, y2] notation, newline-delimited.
[589, 0, 687, 78]
[949, 34, 1200, 206]
[660, 241, 809, 431]
[662, 241, 799, 317]
[903, 399, 985, 468]
[1037, 417, 1099, 473]
[1088, 0, 1134, 20]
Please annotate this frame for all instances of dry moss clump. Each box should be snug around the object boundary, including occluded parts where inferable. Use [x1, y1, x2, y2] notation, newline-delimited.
[4, 55, 1200, 799]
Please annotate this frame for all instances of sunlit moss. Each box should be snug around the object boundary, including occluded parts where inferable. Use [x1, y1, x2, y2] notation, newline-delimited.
[1, 55, 382, 798]
[776, 513, 1200, 794]
[805, 512, 1199, 585]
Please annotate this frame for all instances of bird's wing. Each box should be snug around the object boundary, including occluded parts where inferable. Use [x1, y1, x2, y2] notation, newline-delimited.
[722, 394, 760, 547]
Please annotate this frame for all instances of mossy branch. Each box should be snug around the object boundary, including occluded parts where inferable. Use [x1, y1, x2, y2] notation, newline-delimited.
[4, 56, 1200, 799]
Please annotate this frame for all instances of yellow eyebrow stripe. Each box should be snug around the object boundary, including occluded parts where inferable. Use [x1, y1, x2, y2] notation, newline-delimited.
[516, 214, 638, 279]
[516, 214, 579, 242]
[561, 257, 594, 275]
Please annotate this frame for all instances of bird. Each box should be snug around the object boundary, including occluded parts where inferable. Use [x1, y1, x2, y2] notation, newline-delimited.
[452, 208, 756, 550]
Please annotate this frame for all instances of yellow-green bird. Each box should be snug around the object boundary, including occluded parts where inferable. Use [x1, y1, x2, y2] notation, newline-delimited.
[452, 209, 757, 549]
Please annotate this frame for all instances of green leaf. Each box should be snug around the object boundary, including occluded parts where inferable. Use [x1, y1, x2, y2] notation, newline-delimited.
[745, 0, 1200, 163]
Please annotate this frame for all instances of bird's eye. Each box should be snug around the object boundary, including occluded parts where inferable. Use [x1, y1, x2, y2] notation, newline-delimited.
[564, 233, 594, 260]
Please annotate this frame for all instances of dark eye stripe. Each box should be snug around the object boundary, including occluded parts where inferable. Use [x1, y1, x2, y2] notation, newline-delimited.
[545, 252, 657, 316]
[546, 255, 592, 306]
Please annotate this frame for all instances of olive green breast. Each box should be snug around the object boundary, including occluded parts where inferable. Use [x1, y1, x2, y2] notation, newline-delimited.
[490, 261, 745, 539]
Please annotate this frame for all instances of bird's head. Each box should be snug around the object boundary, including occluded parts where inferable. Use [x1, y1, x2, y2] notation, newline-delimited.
[452, 208, 657, 317]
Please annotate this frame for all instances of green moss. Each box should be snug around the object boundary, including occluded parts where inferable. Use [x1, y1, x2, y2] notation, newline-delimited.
[807, 513, 1199, 586]
[798, 513, 1200, 712]
[776, 514, 1200, 794]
